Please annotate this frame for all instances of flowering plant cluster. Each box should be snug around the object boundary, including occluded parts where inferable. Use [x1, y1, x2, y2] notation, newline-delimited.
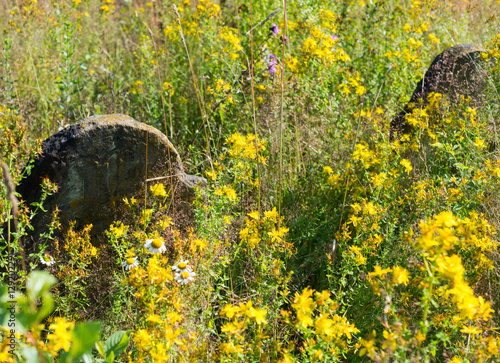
[357, 211, 498, 361]
[1, 0, 500, 361]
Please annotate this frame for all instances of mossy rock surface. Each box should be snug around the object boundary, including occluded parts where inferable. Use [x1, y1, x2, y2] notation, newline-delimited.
[17, 114, 203, 246]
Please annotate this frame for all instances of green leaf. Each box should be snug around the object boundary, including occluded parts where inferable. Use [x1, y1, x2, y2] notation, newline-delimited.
[0, 299, 29, 333]
[103, 330, 130, 359]
[60, 321, 101, 363]
[0, 273, 56, 333]
[35, 293, 55, 324]
[219, 107, 225, 124]
[455, 163, 470, 170]
[21, 346, 41, 363]
[82, 352, 95, 363]
[96, 341, 105, 357]
[26, 271, 57, 302]
[430, 142, 443, 149]
[104, 351, 115, 363]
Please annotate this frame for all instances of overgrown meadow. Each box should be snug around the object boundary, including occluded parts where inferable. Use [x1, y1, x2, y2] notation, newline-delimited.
[1, 0, 500, 361]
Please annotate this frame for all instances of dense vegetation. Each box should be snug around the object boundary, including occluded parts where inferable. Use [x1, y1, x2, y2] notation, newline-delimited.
[1, 0, 500, 361]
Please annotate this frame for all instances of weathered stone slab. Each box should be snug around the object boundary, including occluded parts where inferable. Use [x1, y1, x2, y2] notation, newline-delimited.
[390, 44, 487, 138]
[17, 114, 204, 245]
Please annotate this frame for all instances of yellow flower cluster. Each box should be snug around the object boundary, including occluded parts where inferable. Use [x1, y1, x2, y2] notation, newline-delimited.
[100, 0, 115, 14]
[163, 23, 180, 42]
[486, 159, 500, 179]
[214, 185, 238, 201]
[140, 208, 154, 226]
[63, 223, 98, 265]
[47, 317, 75, 354]
[131, 80, 144, 95]
[150, 183, 168, 198]
[282, 8, 351, 76]
[163, 82, 175, 97]
[368, 265, 410, 288]
[215, 78, 231, 92]
[195, 0, 221, 18]
[207, 79, 235, 104]
[319, 9, 338, 33]
[338, 72, 366, 96]
[219, 301, 268, 356]
[301, 31, 350, 65]
[219, 27, 243, 60]
[347, 245, 367, 266]
[323, 165, 340, 187]
[352, 142, 381, 168]
[417, 211, 496, 320]
[483, 33, 500, 60]
[399, 158, 412, 175]
[126, 253, 202, 360]
[129, 255, 173, 291]
[361, 210, 498, 360]
[419, 211, 496, 267]
[284, 288, 359, 358]
[239, 209, 290, 251]
[226, 133, 266, 161]
[108, 221, 129, 239]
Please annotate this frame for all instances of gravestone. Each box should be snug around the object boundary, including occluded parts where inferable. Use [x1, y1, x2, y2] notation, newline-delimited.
[390, 44, 487, 138]
[16, 114, 205, 246]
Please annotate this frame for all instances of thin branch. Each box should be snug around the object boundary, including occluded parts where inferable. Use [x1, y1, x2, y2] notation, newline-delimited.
[245, 9, 281, 36]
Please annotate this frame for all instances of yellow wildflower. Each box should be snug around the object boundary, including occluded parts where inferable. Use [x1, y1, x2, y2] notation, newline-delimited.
[248, 211, 260, 220]
[150, 183, 168, 197]
[47, 318, 75, 353]
[220, 342, 245, 354]
[400, 159, 413, 175]
[264, 207, 278, 221]
[392, 266, 410, 285]
[460, 326, 482, 335]
[323, 166, 333, 174]
[247, 307, 267, 325]
[359, 338, 376, 358]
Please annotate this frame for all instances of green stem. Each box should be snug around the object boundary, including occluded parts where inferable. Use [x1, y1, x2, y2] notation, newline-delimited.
[421, 257, 434, 334]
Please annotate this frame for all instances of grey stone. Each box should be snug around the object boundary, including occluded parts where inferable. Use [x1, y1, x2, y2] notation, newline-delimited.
[17, 114, 205, 245]
[390, 44, 487, 138]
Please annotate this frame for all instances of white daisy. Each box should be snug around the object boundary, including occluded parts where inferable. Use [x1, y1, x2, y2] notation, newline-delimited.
[174, 270, 196, 285]
[40, 254, 55, 266]
[123, 256, 139, 270]
[172, 259, 192, 273]
[144, 237, 166, 254]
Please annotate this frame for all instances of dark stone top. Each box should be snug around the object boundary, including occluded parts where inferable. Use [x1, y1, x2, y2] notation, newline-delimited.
[16, 114, 202, 245]
[390, 44, 487, 138]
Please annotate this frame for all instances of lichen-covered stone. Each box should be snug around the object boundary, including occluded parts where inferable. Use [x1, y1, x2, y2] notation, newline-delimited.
[17, 114, 204, 245]
[390, 44, 487, 138]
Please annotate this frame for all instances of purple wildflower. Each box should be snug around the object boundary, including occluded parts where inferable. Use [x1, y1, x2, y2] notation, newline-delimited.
[270, 23, 280, 36]
[281, 35, 289, 44]
[268, 53, 278, 75]
[330, 35, 339, 41]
